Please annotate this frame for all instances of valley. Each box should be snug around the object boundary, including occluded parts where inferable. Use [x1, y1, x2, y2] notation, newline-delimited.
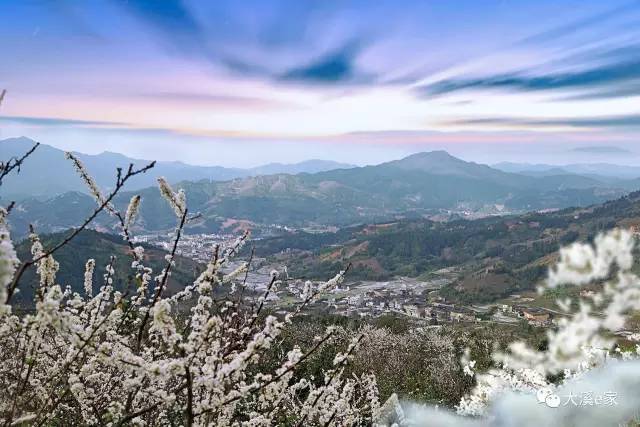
[7, 136, 640, 332]
[19, 186, 640, 333]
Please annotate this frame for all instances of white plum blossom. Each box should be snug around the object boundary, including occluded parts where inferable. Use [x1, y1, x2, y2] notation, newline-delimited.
[548, 227, 634, 288]
[463, 361, 476, 378]
[124, 194, 141, 229]
[157, 177, 186, 218]
[454, 228, 640, 419]
[0, 208, 18, 315]
[29, 231, 59, 292]
[0, 162, 378, 426]
[64, 152, 116, 215]
[83, 259, 95, 297]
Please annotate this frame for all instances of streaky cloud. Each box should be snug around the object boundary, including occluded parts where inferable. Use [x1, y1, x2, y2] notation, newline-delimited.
[448, 114, 640, 130]
[417, 59, 640, 97]
[518, 1, 640, 45]
[116, 0, 201, 35]
[133, 91, 297, 110]
[279, 41, 371, 84]
[110, 0, 375, 86]
[554, 84, 640, 101]
[570, 146, 632, 154]
[0, 115, 124, 127]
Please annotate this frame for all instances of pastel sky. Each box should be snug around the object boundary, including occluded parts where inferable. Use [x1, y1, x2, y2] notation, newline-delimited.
[1, 0, 640, 167]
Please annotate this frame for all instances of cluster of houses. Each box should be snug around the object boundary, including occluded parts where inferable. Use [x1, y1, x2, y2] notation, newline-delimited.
[133, 232, 239, 263]
[279, 277, 557, 328]
[401, 302, 477, 323]
[628, 224, 640, 236]
[314, 284, 557, 327]
[502, 304, 554, 326]
[315, 286, 480, 324]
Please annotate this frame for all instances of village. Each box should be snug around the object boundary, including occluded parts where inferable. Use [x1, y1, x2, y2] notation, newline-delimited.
[132, 232, 241, 263]
[136, 231, 558, 329]
[275, 275, 557, 328]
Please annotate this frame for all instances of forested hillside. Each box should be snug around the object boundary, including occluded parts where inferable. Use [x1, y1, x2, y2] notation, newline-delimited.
[252, 190, 640, 302]
[12, 229, 202, 306]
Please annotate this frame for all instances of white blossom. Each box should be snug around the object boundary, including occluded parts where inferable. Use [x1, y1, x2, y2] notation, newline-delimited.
[454, 229, 640, 421]
[157, 177, 185, 218]
[124, 194, 141, 229]
[0, 167, 376, 426]
[83, 259, 95, 297]
[0, 209, 18, 315]
[65, 152, 116, 214]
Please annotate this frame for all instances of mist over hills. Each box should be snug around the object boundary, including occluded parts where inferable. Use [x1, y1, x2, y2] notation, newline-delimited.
[494, 161, 640, 181]
[0, 137, 354, 200]
[3, 137, 640, 238]
[248, 159, 356, 176]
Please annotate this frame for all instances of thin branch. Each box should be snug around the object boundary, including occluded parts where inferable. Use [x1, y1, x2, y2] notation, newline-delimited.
[0, 142, 40, 186]
[135, 209, 188, 351]
[295, 333, 365, 427]
[196, 329, 337, 417]
[4, 161, 155, 303]
[184, 367, 194, 427]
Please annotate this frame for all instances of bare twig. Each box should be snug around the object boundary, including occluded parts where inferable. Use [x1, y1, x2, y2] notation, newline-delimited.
[4, 161, 155, 303]
[295, 333, 365, 427]
[0, 142, 40, 186]
[135, 209, 188, 351]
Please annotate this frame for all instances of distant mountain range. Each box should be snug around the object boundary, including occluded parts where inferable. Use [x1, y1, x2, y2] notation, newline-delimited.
[0, 137, 354, 200]
[4, 139, 640, 238]
[493, 161, 640, 180]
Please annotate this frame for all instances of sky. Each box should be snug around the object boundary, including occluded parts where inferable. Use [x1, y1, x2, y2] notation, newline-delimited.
[1, 0, 640, 167]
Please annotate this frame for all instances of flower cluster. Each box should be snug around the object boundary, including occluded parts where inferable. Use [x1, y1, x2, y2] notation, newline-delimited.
[0, 208, 18, 316]
[0, 157, 378, 426]
[456, 228, 640, 418]
[64, 152, 116, 215]
[157, 177, 186, 218]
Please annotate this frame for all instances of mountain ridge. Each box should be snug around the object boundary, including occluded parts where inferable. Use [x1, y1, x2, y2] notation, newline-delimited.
[0, 137, 355, 199]
[4, 142, 638, 238]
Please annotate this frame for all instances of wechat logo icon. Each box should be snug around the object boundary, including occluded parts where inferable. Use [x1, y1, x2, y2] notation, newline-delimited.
[537, 388, 560, 408]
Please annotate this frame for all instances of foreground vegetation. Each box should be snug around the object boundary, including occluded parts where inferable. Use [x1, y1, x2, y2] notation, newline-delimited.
[1, 145, 380, 425]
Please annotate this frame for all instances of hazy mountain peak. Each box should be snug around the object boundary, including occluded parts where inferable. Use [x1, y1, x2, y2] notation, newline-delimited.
[95, 150, 133, 158]
[389, 150, 447, 165]
[386, 150, 494, 176]
[1, 136, 38, 145]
